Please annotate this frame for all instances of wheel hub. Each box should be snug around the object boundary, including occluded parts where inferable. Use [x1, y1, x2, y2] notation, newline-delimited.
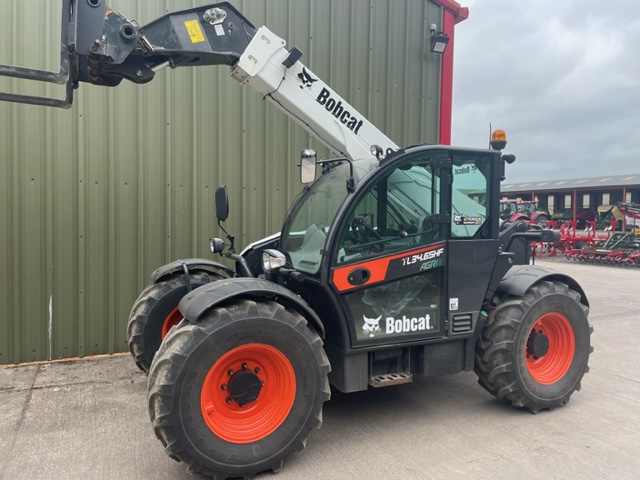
[201, 343, 296, 443]
[227, 367, 263, 407]
[527, 330, 550, 358]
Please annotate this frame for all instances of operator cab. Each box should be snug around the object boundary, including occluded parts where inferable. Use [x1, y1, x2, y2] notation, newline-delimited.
[264, 145, 501, 356]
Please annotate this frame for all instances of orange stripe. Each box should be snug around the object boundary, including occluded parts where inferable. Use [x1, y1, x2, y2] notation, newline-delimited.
[331, 242, 445, 292]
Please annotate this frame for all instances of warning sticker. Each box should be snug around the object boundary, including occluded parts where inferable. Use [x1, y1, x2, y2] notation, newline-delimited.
[184, 19, 205, 43]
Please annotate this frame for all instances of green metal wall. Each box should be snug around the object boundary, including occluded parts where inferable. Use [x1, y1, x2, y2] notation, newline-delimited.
[0, 0, 444, 364]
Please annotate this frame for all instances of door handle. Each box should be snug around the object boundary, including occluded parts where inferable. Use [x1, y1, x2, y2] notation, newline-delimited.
[347, 267, 370, 286]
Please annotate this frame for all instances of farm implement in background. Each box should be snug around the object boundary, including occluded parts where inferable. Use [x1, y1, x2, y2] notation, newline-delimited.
[563, 232, 640, 266]
[529, 202, 640, 266]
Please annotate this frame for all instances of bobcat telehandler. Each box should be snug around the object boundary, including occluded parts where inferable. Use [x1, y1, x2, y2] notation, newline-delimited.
[0, 1, 592, 478]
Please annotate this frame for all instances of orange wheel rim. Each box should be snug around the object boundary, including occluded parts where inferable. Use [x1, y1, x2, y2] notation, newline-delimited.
[200, 343, 296, 443]
[525, 312, 575, 384]
[161, 307, 182, 339]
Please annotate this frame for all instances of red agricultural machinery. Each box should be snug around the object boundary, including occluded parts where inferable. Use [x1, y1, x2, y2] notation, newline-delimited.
[561, 202, 640, 266]
[500, 199, 551, 226]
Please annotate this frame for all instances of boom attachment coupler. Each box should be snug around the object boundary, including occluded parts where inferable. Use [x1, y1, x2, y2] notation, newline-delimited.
[0, 0, 256, 107]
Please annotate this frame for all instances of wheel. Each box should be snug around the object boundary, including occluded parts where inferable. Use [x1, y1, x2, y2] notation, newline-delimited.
[148, 299, 330, 479]
[127, 270, 222, 373]
[474, 281, 593, 412]
[536, 215, 550, 228]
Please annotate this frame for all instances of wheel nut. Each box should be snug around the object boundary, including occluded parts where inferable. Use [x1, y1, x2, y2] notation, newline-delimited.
[225, 397, 231, 403]
[220, 383, 227, 390]
[241, 362, 247, 369]
[227, 369, 233, 375]
[254, 367, 260, 373]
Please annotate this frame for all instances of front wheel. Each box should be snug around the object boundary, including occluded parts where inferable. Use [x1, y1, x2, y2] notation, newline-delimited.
[147, 299, 330, 479]
[127, 271, 222, 373]
[474, 281, 592, 412]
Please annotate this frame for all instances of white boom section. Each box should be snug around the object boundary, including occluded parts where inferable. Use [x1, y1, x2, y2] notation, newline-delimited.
[229, 27, 398, 161]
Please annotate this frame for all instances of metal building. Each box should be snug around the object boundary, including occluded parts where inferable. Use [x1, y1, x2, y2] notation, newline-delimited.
[0, 0, 468, 364]
[501, 174, 640, 228]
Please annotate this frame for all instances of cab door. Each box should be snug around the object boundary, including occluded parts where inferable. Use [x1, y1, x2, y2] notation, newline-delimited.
[329, 151, 451, 347]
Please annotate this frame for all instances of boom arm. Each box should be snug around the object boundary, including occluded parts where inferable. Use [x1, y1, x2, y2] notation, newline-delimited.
[0, 1, 397, 161]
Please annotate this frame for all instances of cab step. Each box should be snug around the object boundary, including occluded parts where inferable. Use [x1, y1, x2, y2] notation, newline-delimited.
[369, 371, 413, 388]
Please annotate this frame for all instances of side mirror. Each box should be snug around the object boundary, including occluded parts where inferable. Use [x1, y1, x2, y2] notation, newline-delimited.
[215, 185, 229, 221]
[300, 148, 317, 184]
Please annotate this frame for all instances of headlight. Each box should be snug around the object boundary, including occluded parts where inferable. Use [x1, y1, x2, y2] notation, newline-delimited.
[370, 144, 383, 158]
[262, 249, 287, 272]
[210, 238, 225, 253]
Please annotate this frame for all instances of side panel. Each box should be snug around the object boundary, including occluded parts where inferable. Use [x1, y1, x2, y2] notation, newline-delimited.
[447, 239, 499, 317]
[333, 244, 446, 347]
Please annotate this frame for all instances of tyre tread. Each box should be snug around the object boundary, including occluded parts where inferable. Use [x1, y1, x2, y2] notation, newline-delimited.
[147, 299, 330, 479]
[127, 271, 221, 372]
[474, 281, 592, 412]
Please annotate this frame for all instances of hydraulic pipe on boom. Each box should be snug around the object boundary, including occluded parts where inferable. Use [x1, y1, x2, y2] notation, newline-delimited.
[0, 1, 397, 161]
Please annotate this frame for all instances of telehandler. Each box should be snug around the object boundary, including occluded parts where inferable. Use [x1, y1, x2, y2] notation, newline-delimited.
[0, 2, 592, 478]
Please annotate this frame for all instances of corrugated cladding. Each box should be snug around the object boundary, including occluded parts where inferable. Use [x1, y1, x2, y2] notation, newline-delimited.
[0, 0, 444, 364]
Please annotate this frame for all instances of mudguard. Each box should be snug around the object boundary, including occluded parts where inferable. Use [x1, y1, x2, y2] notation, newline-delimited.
[509, 213, 529, 223]
[496, 265, 589, 307]
[150, 258, 235, 283]
[178, 277, 325, 338]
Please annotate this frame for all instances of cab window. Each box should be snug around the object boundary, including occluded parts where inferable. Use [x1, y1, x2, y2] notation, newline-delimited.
[450, 154, 491, 238]
[334, 154, 443, 266]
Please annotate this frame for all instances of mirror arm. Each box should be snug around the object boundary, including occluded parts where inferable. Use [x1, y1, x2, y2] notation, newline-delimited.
[317, 157, 355, 193]
[217, 219, 236, 254]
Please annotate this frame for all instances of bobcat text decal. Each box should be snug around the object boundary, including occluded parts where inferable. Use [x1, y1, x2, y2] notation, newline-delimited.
[316, 88, 364, 134]
[385, 313, 433, 334]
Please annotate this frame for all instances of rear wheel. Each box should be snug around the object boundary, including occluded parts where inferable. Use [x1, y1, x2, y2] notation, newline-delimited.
[535, 214, 550, 228]
[474, 281, 592, 412]
[148, 299, 330, 479]
[127, 271, 222, 373]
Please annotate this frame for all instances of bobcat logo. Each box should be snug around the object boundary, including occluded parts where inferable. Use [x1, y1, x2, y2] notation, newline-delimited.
[297, 67, 318, 89]
[362, 315, 382, 337]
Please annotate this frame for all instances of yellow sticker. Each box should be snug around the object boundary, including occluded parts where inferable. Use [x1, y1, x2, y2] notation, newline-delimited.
[184, 19, 205, 43]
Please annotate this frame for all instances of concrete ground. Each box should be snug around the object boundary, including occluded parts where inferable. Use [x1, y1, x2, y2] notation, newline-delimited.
[1, 259, 639, 480]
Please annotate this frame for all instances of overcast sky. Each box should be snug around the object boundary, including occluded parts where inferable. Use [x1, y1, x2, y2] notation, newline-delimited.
[450, 0, 640, 183]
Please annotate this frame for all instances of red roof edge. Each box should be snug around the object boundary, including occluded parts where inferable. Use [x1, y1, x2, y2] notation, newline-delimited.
[432, 0, 469, 23]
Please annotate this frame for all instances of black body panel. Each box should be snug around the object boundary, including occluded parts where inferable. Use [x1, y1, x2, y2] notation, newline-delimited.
[178, 277, 326, 338]
[496, 265, 589, 307]
[447, 239, 499, 323]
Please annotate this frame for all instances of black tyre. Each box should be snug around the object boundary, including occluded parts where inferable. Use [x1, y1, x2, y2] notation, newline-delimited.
[147, 299, 331, 479]
[127, 271, 222, 373]
[474, 281, 592, 412]
[536, 215, 550, 228]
